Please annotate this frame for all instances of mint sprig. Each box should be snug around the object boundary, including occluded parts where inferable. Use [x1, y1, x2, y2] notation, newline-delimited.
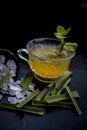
[54, 25, 78, 55]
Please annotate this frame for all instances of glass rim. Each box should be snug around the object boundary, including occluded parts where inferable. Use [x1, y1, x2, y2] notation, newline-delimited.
[26, 37, 76, 62]
[29, 50, 75, 62]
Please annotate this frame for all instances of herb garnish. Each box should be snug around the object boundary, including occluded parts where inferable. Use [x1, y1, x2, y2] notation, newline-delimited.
[54, 25, 78, 55]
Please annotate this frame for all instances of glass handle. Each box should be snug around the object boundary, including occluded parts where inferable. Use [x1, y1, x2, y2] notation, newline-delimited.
[17, 48, 28, 62]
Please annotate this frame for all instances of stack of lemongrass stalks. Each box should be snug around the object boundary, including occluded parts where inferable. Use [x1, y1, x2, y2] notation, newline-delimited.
[0, 71, 82, 116]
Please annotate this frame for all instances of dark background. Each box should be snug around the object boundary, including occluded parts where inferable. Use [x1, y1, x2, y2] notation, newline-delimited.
[0, 1, 87, 55]
[0, 1, 87, 130]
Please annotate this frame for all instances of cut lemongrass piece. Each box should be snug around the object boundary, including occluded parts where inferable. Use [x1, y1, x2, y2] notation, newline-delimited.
[32, 101, 73, 108]
[20, 71, 34, 91]
[55, 71, 72, 88]
[65, 86, 82, 115]
[0, 102, 44, 116]
[35, 86, 50, 101]
[57, 78, 71, 95]
[45, 91, 80, 103]
[51, 71, 72, 95]
[0, 71, 12, 87]
[16, 89, 40, 108]
[44, 85, 55, 99]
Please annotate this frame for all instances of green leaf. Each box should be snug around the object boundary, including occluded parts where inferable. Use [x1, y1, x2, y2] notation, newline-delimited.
[64, 42, 78, 51]
[56, 25, 66, 34]
[65, 27, 71, 35]
[54, 32, 67, 39]
[56, 25, 71, 36]
[63, 45, 76, 51]
[0, 71, 12, 87]
[65, 42, 78, 48]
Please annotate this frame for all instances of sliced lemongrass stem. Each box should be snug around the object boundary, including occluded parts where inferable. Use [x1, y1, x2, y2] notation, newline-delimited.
[35, 86, 50, 101]
[16, 89, 40, 108]
[45, 91, 80, 103]
[0, 102, 44, 116]
[51, 71, 72, 95]
[44, 74, 71, 99]
[35, 81, 56, 101]
[20, 71, 34, 91]
[32, 98, 73, 107]
[57, 78, 71, 95]
[55, 71, 72, 87]
[65, 86, 82, 115]
[23, 105, 44, 115]
[44, 85, 55, 99]
[0, 71, 12, 87]
[32, 101, 73, 108]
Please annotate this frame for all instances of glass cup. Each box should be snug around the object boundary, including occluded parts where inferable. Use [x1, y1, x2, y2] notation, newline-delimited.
[17, 38, 75, 83]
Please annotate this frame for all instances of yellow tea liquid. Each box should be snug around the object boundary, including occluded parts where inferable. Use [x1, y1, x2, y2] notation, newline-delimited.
[28, 46, 70, 78]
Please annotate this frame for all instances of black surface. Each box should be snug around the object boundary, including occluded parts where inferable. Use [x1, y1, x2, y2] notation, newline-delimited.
[0, 1, 87, 130]
[0, 51, 87, 130]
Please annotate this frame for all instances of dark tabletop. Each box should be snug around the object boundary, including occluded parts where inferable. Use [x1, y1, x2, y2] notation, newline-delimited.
[0, 1, 87, 130]
[0, 47, 87, 130]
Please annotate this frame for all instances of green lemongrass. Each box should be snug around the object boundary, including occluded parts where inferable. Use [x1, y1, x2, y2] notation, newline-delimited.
[16, 89, 40, 108]
[35, 86, 51, 101]
[0, 71, 12, 87]
[20, 71, 34, 91]
[51, 71, 72, 95]
[32, 100, 73, 108]
[65, 86, 82, 115]
[0, 102, 44, 116]
[44, 85, 55, 99]
[32, 98, 73, 107]
[57, 78, 71, 95]
[55, 71, 72, 88]
[45, 91, 80, 103]
[35, 81, 56, 101]
[44, 72, 72, 98]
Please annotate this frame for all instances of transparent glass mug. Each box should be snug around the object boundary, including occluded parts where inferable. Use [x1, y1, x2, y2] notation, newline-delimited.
[17, 38, 75, 82]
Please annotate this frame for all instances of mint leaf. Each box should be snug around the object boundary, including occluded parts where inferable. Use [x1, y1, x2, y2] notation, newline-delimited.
[64, 42, 78, 51]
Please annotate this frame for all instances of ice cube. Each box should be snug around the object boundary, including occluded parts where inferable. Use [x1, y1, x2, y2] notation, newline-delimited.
[7, 60, 17, 70]
[15, 91, 24, 99]
[0, 63, 4, 70]
[8, 97, 20, 104]
[9, 78, 14, 83]
[0, 94, 3, 100]
[27, 91, 31, 96]
[0, 90, 9, 94]
[9, 89, 17, 96]
[14, 80, 21, 85]
[1, 65, 9, 76]
[10, 69, 16, 77]
[0, 55, 5, 64]
[22, 90, 31, 96]
[8, 83, 22, 91]
[22, 90, 29, 96]
[28, 83, 35, 92]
